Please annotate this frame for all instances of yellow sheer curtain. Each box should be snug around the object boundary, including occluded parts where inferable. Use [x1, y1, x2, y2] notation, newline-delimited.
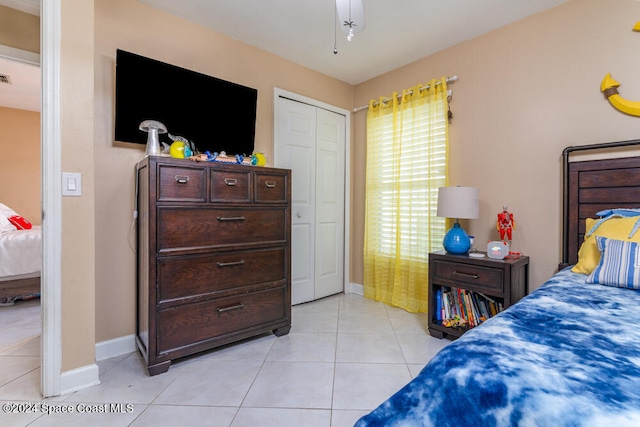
[363, 78, 449, 313]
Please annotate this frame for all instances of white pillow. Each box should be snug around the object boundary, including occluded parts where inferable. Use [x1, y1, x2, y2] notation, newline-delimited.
[0, 213, 17, 233]
[0, 203, 17, 219]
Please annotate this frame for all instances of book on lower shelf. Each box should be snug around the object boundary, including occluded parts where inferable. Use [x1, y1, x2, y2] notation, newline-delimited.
[437, 286, 503, 328]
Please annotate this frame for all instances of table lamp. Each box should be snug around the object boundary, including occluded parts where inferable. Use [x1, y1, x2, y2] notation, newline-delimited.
[437, 186, 479, 254]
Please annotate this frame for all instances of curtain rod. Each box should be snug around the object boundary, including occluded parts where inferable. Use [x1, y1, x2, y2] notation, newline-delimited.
[353, 75, 458, 113]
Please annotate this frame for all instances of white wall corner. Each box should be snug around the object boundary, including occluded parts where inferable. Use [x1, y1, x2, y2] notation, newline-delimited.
[60, 364, 100, 396]
[95, 334, 137, 361]
[58, 334, 136, 395]
[0, 45, 40, 65]
[348, 282, 364, 296]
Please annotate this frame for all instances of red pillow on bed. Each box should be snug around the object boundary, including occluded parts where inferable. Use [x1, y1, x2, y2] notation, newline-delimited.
[8, 215, 32, 230]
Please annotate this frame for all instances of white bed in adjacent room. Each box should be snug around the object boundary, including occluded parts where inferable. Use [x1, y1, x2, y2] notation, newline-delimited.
[0, 206, 41, 305]
[0, 225, 41, 278]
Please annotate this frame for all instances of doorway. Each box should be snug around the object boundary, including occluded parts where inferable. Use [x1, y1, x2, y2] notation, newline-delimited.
[0, 43, 48, 397]
[273, 89, 350, 305]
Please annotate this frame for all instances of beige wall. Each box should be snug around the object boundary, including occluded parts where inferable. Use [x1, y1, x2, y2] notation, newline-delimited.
[0, 107, 40, 224]
[93, 0, 353, 343]
[0, 5, 39, 53]
[60, 0, 96, 371]
[353, 0, 640, 290]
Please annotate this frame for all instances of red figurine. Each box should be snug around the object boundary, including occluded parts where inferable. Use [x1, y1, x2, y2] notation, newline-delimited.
[497, 206, 516, 241]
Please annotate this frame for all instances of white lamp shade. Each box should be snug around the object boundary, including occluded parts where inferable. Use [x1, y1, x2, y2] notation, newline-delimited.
[437, 186, 479, 219]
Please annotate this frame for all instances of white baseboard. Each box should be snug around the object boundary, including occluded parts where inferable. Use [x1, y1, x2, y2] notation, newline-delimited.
[348, 282, 364, 296]
[57, 335, 136, 396]
[60, 364, 100, 396]
[95, 334, 137, 361]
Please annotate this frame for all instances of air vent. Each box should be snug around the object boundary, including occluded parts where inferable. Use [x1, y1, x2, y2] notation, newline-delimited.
[0, 74, 12, 84]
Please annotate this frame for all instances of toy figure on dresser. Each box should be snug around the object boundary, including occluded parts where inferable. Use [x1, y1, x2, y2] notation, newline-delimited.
[251, 152, 267, 166]
[189, 151, 267, 166]
[206, 151, 253, 165]
[163, 133, 194, 159]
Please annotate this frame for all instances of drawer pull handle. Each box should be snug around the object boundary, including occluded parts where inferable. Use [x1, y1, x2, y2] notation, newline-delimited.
[217, 260, 245, 268]
[174, 175, 190, 184]
[224, 178, 237, 186]
[217, 216, 245, 222]
[453, 270, 480, 279]
[217, 303, 244, 313]
[265, 181, 277, 188]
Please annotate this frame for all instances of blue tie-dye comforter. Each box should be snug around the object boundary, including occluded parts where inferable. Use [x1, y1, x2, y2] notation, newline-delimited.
[355, 268, 640, 427]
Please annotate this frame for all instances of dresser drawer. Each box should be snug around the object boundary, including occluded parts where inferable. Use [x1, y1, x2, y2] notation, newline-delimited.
[157, 287, 287, 354]
[432, 260, 504, 292]
[157, 207, 287, 252]
[158, 164, 206, 202]
[210, 169, 251, 203]
[255, 172, 287, 203]
[157, 248, 286, 303]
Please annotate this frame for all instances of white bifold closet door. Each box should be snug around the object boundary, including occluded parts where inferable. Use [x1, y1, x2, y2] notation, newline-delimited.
[275, 97, 346, 305]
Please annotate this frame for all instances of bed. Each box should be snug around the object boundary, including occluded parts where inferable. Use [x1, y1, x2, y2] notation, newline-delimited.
[355, 141, 640, 427]
[0, 203, 41, 306]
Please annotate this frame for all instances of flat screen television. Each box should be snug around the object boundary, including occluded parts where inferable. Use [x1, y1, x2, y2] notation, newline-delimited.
[114, 49, 258, 156]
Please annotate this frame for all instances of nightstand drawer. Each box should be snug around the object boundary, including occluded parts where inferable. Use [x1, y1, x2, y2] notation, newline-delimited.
[432, 260, 503, 292]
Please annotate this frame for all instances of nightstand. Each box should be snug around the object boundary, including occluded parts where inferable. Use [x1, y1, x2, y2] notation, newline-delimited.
[428, 250, 529, 339]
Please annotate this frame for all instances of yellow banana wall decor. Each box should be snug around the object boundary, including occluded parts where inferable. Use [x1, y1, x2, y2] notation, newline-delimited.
[601, 22, 640, 116]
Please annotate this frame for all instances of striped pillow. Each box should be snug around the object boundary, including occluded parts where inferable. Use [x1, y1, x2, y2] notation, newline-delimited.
[587, 236, 640, 289]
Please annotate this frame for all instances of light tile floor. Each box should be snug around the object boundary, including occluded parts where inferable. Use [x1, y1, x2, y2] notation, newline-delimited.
[0, 294, 450, 427]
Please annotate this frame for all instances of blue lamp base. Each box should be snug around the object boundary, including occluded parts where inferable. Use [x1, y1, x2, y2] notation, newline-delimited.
[443, 222, 471, 254]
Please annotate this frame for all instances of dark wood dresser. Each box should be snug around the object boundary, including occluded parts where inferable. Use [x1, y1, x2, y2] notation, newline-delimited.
[136, 156, 291, 375]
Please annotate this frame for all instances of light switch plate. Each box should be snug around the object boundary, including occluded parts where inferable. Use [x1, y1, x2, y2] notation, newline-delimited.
[62, 172, 82, 196]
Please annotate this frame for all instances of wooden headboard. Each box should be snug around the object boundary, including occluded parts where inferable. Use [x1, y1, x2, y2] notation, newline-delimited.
[563, 140, 640, 267]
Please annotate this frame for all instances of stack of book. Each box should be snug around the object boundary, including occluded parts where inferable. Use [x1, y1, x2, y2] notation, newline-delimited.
[435, 287, 503, 328]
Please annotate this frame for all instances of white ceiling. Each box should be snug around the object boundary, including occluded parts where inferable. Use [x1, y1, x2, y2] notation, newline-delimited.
[0, 0, 569, 113]
[0, 0, 40, 112]
[140, 0, 568, 85]
[0, 56, 39, 112]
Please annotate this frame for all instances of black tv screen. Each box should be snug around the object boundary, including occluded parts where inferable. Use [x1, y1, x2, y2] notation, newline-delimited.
[115, 49, 257, 156]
